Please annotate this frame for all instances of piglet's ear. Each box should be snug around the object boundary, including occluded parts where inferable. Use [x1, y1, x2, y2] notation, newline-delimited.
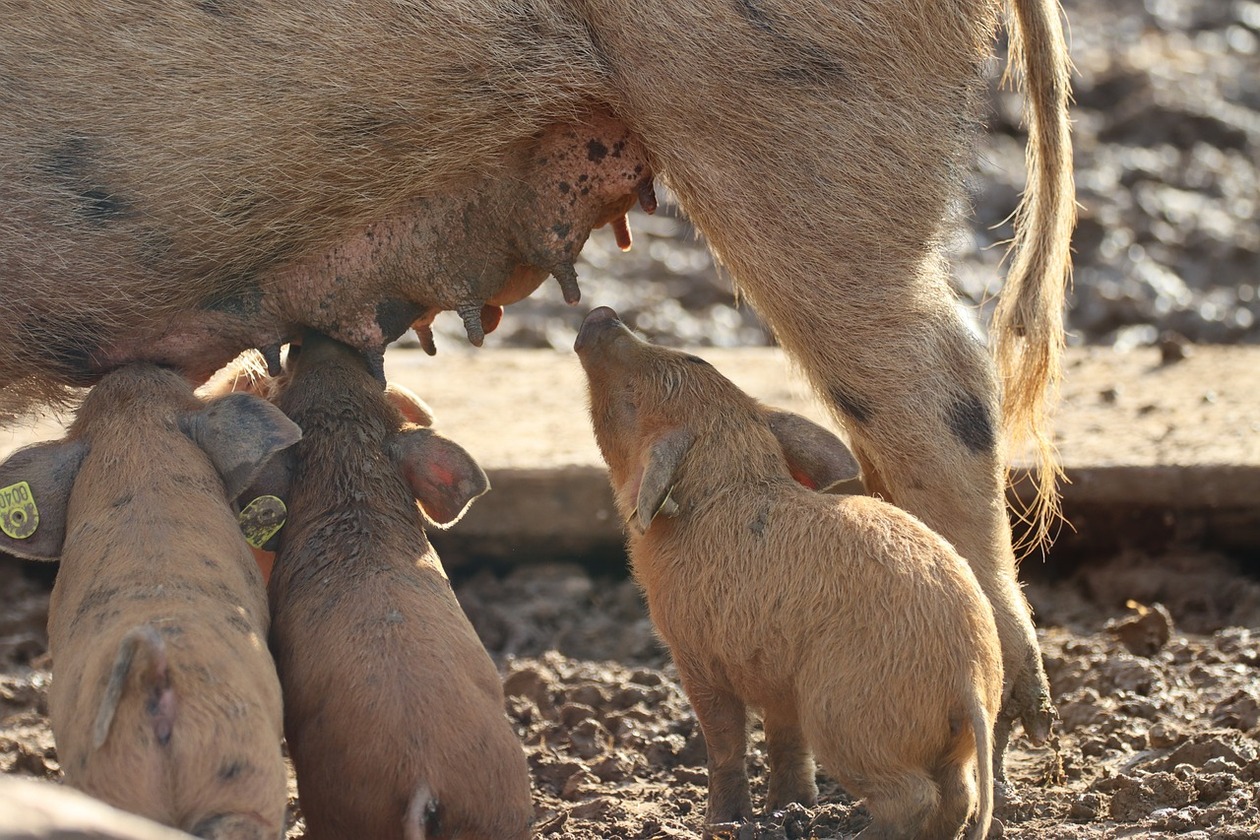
[0, 439, 87, 561]
[392, 428, 489, 527]
[182, 393, 303, 502]
[764, 410, 860, 492]
[629, 428, 694, 535]
[386, 384, 436, 427]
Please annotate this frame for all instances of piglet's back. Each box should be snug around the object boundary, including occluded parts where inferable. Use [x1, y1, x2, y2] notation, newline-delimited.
[638, 484, 998, 683]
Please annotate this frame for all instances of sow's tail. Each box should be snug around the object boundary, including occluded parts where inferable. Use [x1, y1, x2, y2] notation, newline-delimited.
[994, 0, 1076, 554]
[92, 625, 175, 749]
[967, 689, 996, 840]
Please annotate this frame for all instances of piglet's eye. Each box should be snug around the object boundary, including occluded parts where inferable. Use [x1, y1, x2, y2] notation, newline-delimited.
[681, 354, 711, 366]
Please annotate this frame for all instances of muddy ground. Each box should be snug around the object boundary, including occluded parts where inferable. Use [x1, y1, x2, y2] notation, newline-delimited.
[2, 548, 1259, 839]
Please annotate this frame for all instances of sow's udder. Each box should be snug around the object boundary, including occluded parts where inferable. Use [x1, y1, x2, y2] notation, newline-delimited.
[100, 111, 656, 380]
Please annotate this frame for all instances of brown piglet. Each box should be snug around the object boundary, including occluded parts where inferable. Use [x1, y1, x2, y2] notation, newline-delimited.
[242, 331, 532, 840]
[0, 365, 300, 839]
[575, 307, 1004, 840]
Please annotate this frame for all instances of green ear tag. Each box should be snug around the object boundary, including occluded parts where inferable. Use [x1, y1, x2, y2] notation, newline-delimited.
[238, 495, 287, 549]
[0, 481, 39, 540]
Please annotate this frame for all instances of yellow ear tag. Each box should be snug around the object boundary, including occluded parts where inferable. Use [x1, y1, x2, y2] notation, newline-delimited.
[238, 495, 287, 549]
[0, 481, 39, 540]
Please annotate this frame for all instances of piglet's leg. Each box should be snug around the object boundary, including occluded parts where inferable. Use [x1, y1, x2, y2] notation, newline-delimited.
[676, 666, 752, 826]
[763, 705, 817, 811]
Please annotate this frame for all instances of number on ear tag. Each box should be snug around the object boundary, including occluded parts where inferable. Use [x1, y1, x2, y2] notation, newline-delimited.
[0, 481, 39, 540]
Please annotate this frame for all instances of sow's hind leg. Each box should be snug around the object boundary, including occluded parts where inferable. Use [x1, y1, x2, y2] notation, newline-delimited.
[581, 0, 1052, 760]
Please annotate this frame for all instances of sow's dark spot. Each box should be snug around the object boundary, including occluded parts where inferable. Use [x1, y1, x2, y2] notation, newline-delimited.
[39, 136, 131, 226]
[77, 189, 129, 223]
[197, 0, 235, 17]
[735, 0, 775, 32]
[829, 385, 873, 425]
[734, 0, 846, 86]
[586, 139, 608, 163]
[946, 392, 996, 454]
[775, 48, 846, 85]
[41, 136, 92, 181]
[20, 314, 100, 384]
[202, 284, 263, 318]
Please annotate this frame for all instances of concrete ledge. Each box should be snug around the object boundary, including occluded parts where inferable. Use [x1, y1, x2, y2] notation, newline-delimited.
[400, 345, 1260, 563]
[1055, 464, 1260, 509]
[2, 345, 1257, 563]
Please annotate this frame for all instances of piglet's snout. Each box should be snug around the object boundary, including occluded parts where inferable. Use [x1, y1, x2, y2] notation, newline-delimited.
[575, 306, 626, 354]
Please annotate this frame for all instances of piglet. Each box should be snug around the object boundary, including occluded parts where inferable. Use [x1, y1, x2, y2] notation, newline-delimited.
[244, 331, 532, 840]
[0, 365, 299, 838]
[575, 307, 1003, 840]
